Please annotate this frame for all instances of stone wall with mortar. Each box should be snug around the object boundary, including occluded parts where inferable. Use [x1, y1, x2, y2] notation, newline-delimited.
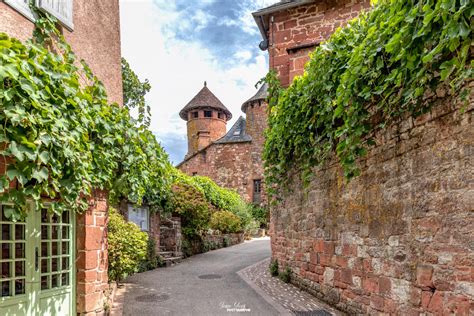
[267, 0, 370, 87]
[160, 216, 182, 255]
[76, 190, 109, 315]
[179, 142, 253, 201]
[245, 100, 269, 205]
[270, 86, 474, 314]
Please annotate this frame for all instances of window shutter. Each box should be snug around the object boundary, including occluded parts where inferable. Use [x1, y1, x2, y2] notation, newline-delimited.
[3, 0, 36, 21]
[35, 0, 74, 31]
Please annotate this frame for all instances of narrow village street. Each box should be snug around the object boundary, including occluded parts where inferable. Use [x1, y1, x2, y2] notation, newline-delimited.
[115, 239, 336, 316]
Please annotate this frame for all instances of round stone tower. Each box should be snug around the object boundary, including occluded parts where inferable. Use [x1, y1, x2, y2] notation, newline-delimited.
[180, 82, 232, 157]
[241, 82, 268, 148]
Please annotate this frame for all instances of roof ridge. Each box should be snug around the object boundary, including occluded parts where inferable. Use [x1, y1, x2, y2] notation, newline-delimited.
[179, 83, 232, 121]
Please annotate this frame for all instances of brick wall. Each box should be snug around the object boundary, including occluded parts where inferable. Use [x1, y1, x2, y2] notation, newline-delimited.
[0, 0, 123, 105]
[76, 190, 109, 315]
[270, 87, 474, 314]
[268, 0, 370, 87]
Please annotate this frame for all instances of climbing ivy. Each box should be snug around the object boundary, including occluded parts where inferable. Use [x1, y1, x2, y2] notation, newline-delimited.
[264, 0, 472, 198]
[0, 10, 171, 218]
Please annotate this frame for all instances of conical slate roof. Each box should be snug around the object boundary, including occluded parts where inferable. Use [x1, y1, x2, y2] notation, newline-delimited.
[241, 83, 268, 113]
[179, 82, 232, 121]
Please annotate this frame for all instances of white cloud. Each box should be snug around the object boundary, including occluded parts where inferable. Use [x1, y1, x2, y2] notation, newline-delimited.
[120, 0, 277, 162]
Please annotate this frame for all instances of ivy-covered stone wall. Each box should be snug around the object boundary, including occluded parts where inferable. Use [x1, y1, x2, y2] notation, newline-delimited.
[270, 85, 473, 314]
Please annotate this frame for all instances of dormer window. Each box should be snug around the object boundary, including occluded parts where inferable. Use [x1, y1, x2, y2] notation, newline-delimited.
[192, 111, 199, 118]
[233, 129, 241, 136]
[204, 110, 212, 118]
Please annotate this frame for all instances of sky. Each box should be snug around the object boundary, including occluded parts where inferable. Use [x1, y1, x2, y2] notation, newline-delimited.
[120, 0, 278, 164]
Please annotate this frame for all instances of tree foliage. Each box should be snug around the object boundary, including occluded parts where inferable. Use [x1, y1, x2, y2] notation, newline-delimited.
[121, 57, 151, 127]
[210, 210, 242, 233]
[264, 0, 472, 198]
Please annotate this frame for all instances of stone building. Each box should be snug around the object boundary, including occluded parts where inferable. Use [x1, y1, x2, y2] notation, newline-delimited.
[177, 82, 268, 205]
[254, 0, 473, 315]
[0, 1, 122, 314]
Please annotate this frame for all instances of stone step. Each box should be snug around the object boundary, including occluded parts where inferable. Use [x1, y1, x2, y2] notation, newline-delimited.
[162, 256, 183, 267]
[159, 251, 174, 257]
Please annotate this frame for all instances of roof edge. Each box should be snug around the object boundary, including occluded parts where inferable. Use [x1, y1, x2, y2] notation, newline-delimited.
[252, 0, 315, 43]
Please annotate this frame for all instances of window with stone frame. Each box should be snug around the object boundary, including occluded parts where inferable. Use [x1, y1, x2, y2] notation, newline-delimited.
[204, 110, 212, 118]
[217, 112, 223, 119]
[253, 179, 262, 203]
[192, 111, 199, 119]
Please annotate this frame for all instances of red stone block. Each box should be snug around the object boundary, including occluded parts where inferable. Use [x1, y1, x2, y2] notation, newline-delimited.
[445, 294, 470, 315]
[427, 291, 444, 314]
[84, 227, 105, 250]
[313, 240, 324, 252]
[319, 254, 332, 266]
[334, 281, 348, 289]
[378, 277, 391, 295]
[77, 250, 98, 270]
[323, 241, 335, 255]
[341, 268, 353, 284]
[363, 276, 379, 294]
[370, 295, 384, 311]
[283, 19, 297, 29]
[384, 298, 397, 313]
[416, 265, 433, 289]
[335, 256, 348, 268]
[310, 252, 318, 264]
[421, 290, 432, 309]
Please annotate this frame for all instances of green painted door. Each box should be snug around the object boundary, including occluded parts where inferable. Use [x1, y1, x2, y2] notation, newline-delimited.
[0, 204, 75, 315]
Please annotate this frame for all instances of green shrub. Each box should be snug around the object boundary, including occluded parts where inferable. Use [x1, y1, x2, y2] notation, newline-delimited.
[269, 259, 279, 277]
[279, 266, 291, 283]
[170, 176, 211, 238]
[223, 236, 231, 247]
[210, 210, 242, 233]
[108, 208, 148, 282]
[138, 237, 158, 272]
[249, 205, 269, 228]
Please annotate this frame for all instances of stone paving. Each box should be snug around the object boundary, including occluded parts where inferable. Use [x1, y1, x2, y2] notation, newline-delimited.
[238, 258, 343, 316]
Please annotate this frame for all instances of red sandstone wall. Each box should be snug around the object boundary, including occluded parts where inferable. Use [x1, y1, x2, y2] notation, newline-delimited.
[245, 101, 268, 205]
[270, 88, 474, 314]
[179, 142, 253, 202]
[186, 110, 227, 156]
[76, 190, 109, 315]
[0, 0, 123, 105]
[268, 0, 370, 87]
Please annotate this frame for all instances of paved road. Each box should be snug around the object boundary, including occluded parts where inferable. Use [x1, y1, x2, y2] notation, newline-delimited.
[122, 238, 279, 316]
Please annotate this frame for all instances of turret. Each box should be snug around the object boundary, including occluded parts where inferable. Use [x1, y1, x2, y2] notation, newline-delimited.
[180, 82, 232, 157]
[241, 83, 268, 149]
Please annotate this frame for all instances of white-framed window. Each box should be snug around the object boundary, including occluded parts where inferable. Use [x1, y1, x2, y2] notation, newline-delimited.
[36, 0, 74, 31]
[3, 0, 74, 31]
[3, 0, 36, 22]
[127, 204, 149, 231]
